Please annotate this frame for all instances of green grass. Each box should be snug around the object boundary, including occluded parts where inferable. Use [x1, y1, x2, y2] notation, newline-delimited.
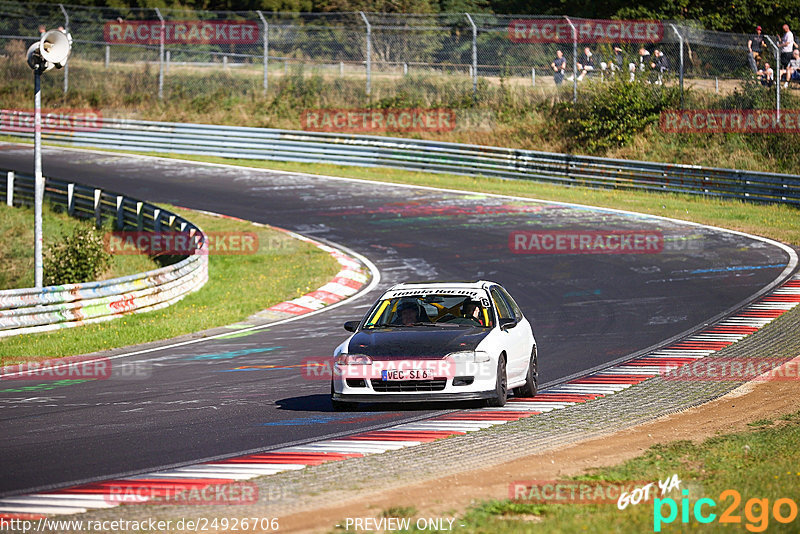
[354, 411, 800, 533]
[0, 202, 157, 290]
[0, 205, 340, 363]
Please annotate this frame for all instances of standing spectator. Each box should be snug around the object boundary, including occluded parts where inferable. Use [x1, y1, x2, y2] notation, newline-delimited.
[784, 49, 800, 87]
[612, 45, 624, 72]
[650, 49, 669, 84]
[551, 49, 566, 85]
[758, 62, 774, 86]
[747, 26, 763, 74]
[576, 46, 595, 81]
[779, 24, 796, 70]
[629, 47, 650, 81]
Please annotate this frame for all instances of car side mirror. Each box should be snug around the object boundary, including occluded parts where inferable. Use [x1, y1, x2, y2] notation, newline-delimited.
[499, 318, 518, 330]
[344, 320, 360, 332]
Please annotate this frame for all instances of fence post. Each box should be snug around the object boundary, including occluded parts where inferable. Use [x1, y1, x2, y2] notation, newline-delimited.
[59, 4, 69, 94]
[116, 195, 124, 230]
[764, 36, 780, 120]
[154, 8, 164, 100]
[256, 10, 268, 93]
[359, 11, 371, 96]
[94, 188, 102, 228]
[531, 67, 535, 86]
[105, 45, 110, 68]
[465, 13, 477, 97]
[67, 183, 74, 216]
[6, 171, 13, 207]
[564, 17, 577, 103]
[670, 24, 684, 109]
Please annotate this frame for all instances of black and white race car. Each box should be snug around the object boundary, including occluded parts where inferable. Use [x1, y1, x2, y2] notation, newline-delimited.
[331, 281, 537, 409]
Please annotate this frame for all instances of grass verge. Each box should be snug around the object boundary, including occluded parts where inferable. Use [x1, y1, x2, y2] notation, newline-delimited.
[0, 205, 340, 364]
[0, 202, 157, 290]
[442, 410, 800, 533]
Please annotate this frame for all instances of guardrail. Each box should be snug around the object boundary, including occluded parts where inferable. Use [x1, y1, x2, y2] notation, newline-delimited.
[5, 117, 800, 206]
[0, 170, 208, 338]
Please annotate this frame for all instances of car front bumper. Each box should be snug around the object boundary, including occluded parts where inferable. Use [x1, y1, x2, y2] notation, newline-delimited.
[332, 358, 498, 404]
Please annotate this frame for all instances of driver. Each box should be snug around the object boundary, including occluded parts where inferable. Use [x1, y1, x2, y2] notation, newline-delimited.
[397, 300, 420, 325]
[461, 300, 484, 326]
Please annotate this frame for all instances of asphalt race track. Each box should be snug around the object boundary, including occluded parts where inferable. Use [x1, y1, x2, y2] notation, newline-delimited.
[0, 145, 794, 496]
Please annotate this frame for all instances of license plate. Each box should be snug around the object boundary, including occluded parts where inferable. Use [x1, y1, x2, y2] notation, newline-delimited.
[381, 369, 433, 381]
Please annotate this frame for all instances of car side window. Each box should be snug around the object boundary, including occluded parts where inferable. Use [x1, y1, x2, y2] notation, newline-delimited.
[490, 288, 512, 320]
[498, 286, 523, 320]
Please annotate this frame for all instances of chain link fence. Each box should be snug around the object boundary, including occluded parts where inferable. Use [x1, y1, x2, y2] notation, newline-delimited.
[1, 1, 795, 116]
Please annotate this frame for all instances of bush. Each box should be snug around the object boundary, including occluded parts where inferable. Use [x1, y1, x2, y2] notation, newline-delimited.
[44, 225, 112, 286]
[555, 79, 683, 154]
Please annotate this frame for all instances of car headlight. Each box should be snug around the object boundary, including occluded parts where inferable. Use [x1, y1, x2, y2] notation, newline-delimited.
[334, 354, 372, 365]
[446, 351, 490, 363]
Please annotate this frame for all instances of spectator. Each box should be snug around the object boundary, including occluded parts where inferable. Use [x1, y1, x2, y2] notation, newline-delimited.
[629, 46, 650, 81]
[576, 46, 595, 81]
[784, 49, 800, 87]
[612, 45, 624, 72]
[551, 49, 566, 85]
[779, 24, 796, 70]
[758, 62, 774, 86]
[747, 26, 763, 74]
[600, 44, 624, 79]
[650, 49, 669, 84]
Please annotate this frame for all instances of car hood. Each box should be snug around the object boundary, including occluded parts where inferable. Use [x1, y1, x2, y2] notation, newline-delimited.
[347, 327, 490, 359]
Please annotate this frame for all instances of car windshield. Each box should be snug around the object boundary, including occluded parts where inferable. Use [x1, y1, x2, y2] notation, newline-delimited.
[363, 292, 494, 329]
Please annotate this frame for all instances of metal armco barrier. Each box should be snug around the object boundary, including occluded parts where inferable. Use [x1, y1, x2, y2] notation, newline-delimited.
[5, 116, 800, 206]
[0, 170, 208, 338]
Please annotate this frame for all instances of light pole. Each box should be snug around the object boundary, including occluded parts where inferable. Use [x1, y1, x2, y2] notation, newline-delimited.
[26, 29, 72, 289]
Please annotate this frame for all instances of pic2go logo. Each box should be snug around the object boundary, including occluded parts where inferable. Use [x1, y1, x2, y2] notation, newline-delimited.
[654, 489, 799, 532]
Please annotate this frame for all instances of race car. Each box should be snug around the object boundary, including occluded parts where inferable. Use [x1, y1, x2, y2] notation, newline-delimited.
[331, 280, 537, 409]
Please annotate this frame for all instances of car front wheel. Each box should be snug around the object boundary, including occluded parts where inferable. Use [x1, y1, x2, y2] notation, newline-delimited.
[331, 380, 356, 412]
[487, 355, 507, 407]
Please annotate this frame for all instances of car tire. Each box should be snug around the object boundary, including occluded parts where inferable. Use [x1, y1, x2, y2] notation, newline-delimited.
[331, 380, 355, 412]
[513, 345, 538, 398]
[487, 355, 507, 407]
